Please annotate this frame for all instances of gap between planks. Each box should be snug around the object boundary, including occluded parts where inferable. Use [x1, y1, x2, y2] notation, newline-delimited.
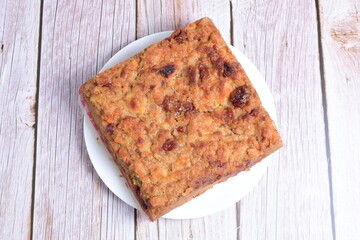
[30, 0, 44, 239]
[314, 0, 336, 239]
[134, 0, 139, 236]
[229, 1, 240, 239]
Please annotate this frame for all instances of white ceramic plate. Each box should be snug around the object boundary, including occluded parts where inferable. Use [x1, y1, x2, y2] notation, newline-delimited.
[83, 31, 277, 219]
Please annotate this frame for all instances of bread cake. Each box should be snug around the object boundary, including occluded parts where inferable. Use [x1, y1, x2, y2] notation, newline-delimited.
[79, 17, 283, 221]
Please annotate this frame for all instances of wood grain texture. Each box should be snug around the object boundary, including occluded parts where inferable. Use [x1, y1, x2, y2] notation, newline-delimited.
[136, 206, 237, 240]
[318, 0, 360, 239]
[32, 0, 136, 239]
[232, 0, 333, 239]
[136, 1, 237, 239]
[2, 0, 359, 238]
[0, 0, 40, 238]
[137, 0, 231, 40]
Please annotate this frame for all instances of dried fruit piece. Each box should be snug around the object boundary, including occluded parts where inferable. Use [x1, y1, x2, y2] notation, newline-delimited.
[223, 62, 233, 77]
[250, 108, 259, 117]
[171, 29, 188, 43]
[103, 82, 114, 88]
[149, 85, 156, 91]
[106, 123, 115, 133]
[162, 139, 178, 151]
[207, 45, 224, 75]
[160, 64, 175, 78]
[210, 161, 227, 168]
[177, 126, 187, 133]
[189, 66, 196, 84]
[162, 96, 195, 114]
[162, 95, 173, 112]
[223, 108, 234, 122]
[194, 174, 220, 188]
[181, 102, 195, 113]
[230, 86, 250, 108]
[198, 64, 209, 80]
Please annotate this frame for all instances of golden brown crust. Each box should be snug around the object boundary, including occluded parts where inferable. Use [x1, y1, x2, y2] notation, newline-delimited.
[79, 17, 283, 221]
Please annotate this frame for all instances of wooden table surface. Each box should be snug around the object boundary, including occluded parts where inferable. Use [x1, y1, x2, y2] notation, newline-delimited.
[1, 0, 359, 239]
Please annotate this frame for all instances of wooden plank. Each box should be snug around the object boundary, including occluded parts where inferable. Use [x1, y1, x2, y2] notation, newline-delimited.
[136, 1, 237, 239]
[137, 0, 231, 41]
[232, 0, 334, 239]
[136, 206, 237, 240]
[318, 0, 360, 238]
[0, 0, 40, 238]
[32, 0, 136, 239]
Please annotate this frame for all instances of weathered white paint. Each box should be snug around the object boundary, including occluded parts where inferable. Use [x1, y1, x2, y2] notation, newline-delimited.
[0, 0, 40, 239]
[1, 0, 359, 239]
[319, 0, 360, 239]
[32, 0, 136, 239]
[232, 0, 334, 239]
